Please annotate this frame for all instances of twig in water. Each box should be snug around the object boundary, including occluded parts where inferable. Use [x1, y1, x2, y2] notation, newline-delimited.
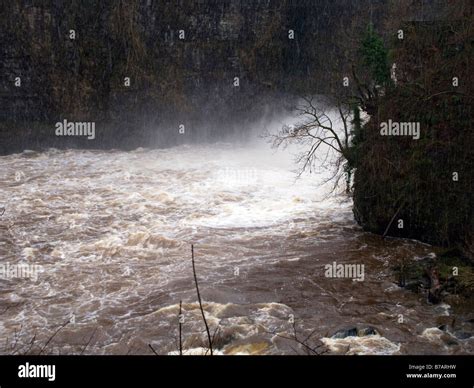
[38, 319, 70, 355]
[24, 333, 37, 355]
[80, 328, 97, 355]
[148, 344, 159, 355]
[205, 326, 220, 356]
[265, 321, 327, 355]
[191, 244, 213, 355]
[178, 300, 183, 356]
[11, 324, 22, 353]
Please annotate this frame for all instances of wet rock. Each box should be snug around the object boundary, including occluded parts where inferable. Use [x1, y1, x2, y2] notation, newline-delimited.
[453, 331, 472, 340]
[331, 326, 379, 339]
[425, 266, 442, 304]
[404, 280, 422, 292]
[332, 327, 358, 339]
[394, 252, 474, 309]
[443, 294, 461, 306]
[428, 289, 442, 304]
[358, 327, 379, 336]
[445, 338, 459, 346]
[393, 258, 432, 291]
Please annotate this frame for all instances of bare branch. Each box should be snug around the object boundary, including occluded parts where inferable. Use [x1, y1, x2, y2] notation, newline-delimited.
[38, 319, 70, 355]
[178, 300, 183, 356]
[191, 244, 213, 355]
[148, 343, 159, 355]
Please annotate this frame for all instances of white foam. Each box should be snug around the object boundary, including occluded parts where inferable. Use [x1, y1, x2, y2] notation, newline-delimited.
[321, 335, 401, 355]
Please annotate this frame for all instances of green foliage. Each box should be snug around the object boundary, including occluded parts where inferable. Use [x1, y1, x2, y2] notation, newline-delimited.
[360, 24, 390, 86]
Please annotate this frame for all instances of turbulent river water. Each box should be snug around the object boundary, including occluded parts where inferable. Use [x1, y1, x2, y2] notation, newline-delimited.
[0, 142, 472, 355]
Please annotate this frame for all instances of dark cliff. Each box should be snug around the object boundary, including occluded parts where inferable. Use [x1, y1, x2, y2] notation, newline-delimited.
[352, 10, 473, 259]
[0, 0, 389, 152]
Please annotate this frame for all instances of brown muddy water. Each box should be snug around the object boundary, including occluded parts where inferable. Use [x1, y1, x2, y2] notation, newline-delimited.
[0, 143, 472, 355]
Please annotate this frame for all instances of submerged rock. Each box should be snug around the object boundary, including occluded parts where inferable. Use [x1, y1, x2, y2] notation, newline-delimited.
[438, 324, 448, 332]
[332, 328, 358, 339]
[453, 331, 472, 340]
[359, 327, 379, 336]
[332, 326, 379, 339]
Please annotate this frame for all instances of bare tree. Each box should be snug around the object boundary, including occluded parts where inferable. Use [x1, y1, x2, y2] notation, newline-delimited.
[266, 19, 393, 194]
[266, 95, 355, 194]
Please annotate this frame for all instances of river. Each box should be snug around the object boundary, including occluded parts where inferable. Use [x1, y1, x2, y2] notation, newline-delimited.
[0, 142, 472, 355]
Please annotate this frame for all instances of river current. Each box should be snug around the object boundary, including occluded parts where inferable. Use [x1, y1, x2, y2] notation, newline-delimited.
[0, 142, 472, 354]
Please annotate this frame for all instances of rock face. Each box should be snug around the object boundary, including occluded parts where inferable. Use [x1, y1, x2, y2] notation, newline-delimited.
[0, 0, 388, 152]
[352, 17, 473, 259]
